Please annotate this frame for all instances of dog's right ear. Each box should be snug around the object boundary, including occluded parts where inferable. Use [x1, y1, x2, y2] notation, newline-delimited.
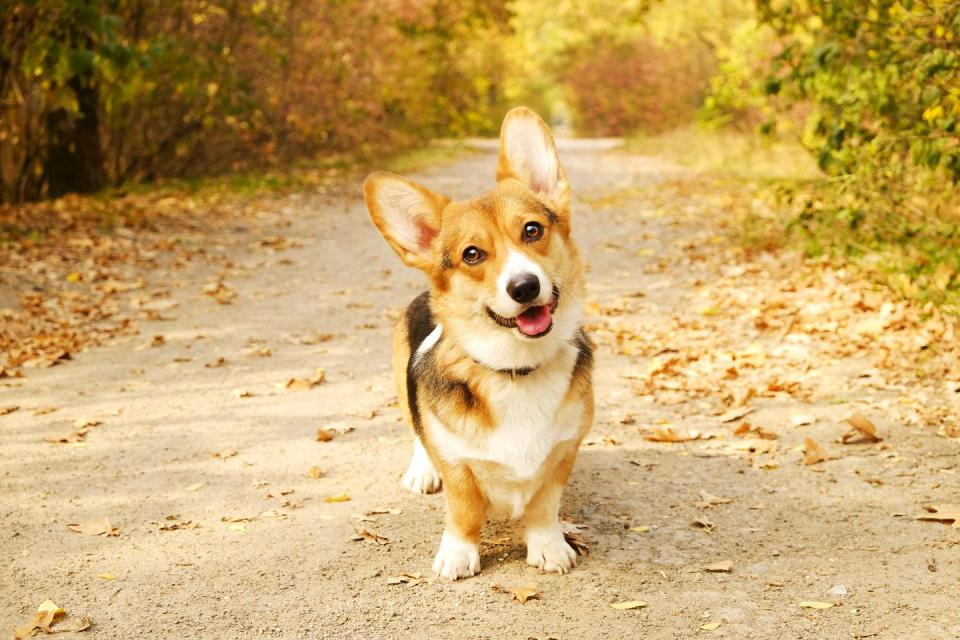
[364, 171, 449, 271]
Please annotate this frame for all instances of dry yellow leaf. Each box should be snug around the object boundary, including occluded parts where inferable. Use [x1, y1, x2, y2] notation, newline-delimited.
[13, 599, 91, 639]
[841, 412, 881, 443]
[286, 368, 326, 391]
[493, 582, 541, 604]
[916, 505, 960, 528]
[98, 573, 116, 580]
[799, 601, 834, 609]
[644, 427, 701, 443]
[609, 600, 647, 610]
[629, 526, 650, 533]
[803, 437, 828, 465]
[700, 622, 722, 630]
[695, 489, 732, 508]
[1, 405, 20, 416]
[67, 517, 120, 537]
[324, 493, 351, 503]
[351, 528, 390, 545]
[186, 482, 205, 492]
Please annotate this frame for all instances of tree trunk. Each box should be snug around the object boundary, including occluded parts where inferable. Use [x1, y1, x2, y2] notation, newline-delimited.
[44, 72, 105, 197]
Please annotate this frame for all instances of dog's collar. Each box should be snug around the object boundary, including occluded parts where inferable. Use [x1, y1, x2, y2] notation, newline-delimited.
[485, 362, 539, 378]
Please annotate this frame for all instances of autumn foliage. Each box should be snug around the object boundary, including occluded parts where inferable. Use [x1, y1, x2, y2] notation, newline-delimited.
[565, 40, 702, 137]
[0, 0, 512, 202]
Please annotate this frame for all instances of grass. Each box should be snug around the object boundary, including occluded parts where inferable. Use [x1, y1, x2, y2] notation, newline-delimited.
[629, 124, 960, 310]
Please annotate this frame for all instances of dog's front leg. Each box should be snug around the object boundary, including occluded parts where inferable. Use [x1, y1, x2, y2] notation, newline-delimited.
[522, 451, 578, 574]
[432, 463, 487, 580]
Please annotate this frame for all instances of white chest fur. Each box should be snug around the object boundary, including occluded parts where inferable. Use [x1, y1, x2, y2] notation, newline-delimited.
[424, 343, 582, 481]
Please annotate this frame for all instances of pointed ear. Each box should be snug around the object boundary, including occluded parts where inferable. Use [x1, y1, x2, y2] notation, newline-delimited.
[496, 107, 569, 210]
[363, 171, 448, 270]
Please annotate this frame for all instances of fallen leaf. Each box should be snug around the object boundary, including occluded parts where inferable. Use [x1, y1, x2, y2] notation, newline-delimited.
[43, 429, 89, 444]
[717, 407, 755, 423]
[700, 622, 721, 631]
[186, 482, 205, 492]
[609, 600, 647, 610]
[493, 582, 541, 604]
[324, 493, 351, 503]
[154, 515, 198, 531]
[644, 427, 701, 443]
[67, 517, 119, 537]
[561, 520, 590, 556]
[690, 517, 714, 533]
[799, 601, 835, 609]
[13, 599, 90, 638]
[1, 405, 20, 416]
[841, 412, 882, 443]
[629, 526, 650, 533]
[351, 528, 390, 545]
[203, 281, 236, 304]
[286, 368, 326, 391]
[916, 505, 960, 528]
[31, 406, 58, 416]
[315, 428, 335, 442]
[695, 490, 732, 508]
[803, 437, 828, 465]
[733, 421, 778, 440]
[97, 573, 116, 580]
[704, 560, 732, 572]
[220, 515, 254, 523]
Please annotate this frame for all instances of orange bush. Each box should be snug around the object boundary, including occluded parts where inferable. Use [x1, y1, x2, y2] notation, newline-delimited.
[564, 38, 704, 136]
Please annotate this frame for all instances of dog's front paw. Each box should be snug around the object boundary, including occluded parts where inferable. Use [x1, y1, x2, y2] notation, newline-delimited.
[526, 525, 577, 574]
[403, 450, 442, 494]
[432, 532, 481, 580]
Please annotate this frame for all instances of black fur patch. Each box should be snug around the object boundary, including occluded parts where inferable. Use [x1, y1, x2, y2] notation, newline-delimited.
[405, 292, 435, 436]
[404, 291, 480, 435]
[571, 328, 594, 379]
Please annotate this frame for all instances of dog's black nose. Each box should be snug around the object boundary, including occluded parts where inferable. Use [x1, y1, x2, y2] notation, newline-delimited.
[507, 273, 541, 304]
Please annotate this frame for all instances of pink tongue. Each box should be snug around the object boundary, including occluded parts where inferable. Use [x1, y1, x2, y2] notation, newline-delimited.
[516, 305, 552, 336]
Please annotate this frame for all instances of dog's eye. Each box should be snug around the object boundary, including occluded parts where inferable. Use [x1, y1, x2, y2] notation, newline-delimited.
[523, 222, 544, 242]
[462, 246, 484, 265]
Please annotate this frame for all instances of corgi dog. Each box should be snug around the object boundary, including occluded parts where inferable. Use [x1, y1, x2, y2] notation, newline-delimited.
[363, 107, 593, 580]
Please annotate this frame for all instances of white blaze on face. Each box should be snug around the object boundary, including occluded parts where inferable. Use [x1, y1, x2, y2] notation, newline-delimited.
[494, 249, 551, 315]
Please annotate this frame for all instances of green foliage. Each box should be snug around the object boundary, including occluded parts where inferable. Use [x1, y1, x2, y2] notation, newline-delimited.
[757, 0, 960, 181]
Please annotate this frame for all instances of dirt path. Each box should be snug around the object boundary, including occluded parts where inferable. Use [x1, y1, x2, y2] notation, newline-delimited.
[3, 141, 958, 639]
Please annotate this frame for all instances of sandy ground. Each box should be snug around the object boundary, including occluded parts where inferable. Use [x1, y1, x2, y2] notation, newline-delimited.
[2, 140, 959, 640]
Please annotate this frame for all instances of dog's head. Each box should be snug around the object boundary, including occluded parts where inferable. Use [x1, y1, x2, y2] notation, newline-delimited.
[364, 107, 584, 370]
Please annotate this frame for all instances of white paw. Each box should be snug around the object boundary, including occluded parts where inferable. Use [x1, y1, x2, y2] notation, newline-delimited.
[432, 531, 481, 580]
[526, 525, 577, 574]
[402, 440, 442, 494]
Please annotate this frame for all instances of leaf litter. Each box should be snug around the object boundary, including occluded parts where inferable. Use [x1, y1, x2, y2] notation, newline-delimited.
[492, 582, 541, 604]
[14, 600, 91, 639]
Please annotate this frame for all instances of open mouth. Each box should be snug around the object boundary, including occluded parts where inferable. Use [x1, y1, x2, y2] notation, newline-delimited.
[486, 286, 560, 338]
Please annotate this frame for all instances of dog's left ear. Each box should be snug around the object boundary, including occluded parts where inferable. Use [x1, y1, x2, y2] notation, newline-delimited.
[496, 107, 569, 211]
